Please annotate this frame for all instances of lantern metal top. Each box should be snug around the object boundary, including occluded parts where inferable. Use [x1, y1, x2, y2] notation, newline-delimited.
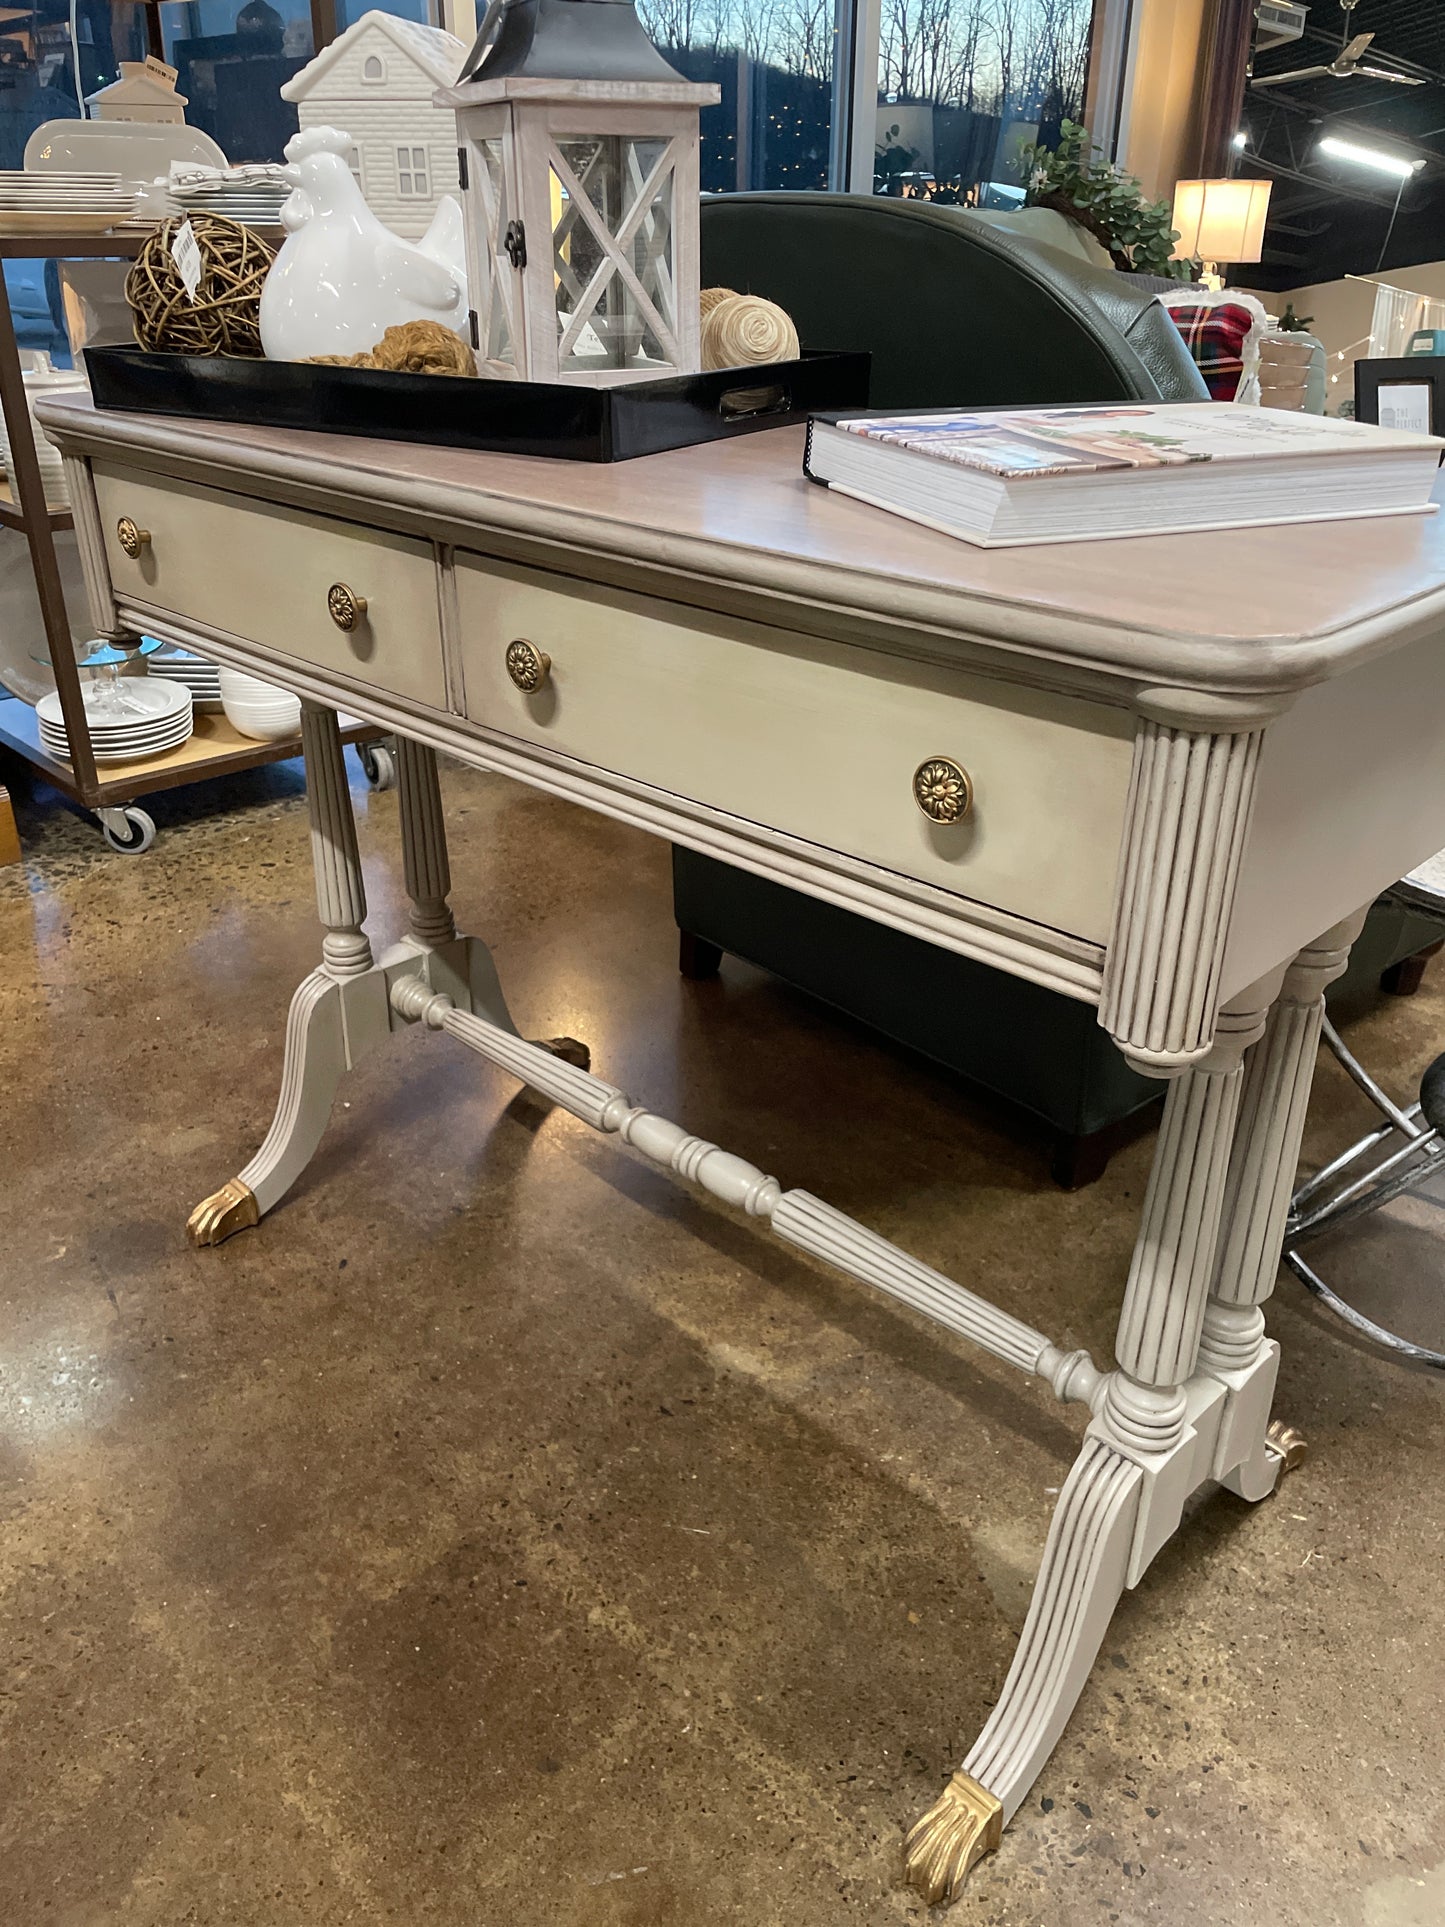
[457, 0, 686, 87]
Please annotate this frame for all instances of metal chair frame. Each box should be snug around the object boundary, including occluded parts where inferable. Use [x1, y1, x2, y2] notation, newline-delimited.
[1283, 861, 1445, 1371]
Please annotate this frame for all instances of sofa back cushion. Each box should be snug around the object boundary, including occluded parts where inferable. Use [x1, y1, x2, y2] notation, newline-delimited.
[699, 192, 1210, 411]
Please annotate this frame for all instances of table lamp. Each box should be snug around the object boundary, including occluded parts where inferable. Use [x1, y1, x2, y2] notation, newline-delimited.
[1171, 178, 1272, 286]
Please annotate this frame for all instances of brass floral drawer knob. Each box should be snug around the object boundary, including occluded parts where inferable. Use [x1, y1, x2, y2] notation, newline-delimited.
[327, 582, 368, 631]
[913, 756, 974, 825]
[505, 637, 551, 693]
[116, 516, 150, 559]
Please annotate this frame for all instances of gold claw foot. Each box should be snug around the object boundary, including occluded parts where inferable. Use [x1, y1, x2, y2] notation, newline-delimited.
[1266, 1420, 1307, 1474]
[187, 1178, 260, 1248]
[903, 1771, 1004, 1906]
[536, 1035, 591, 1071]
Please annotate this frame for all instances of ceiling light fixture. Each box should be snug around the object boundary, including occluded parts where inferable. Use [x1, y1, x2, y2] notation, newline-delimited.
[1232, 131, 1247, 150]
[1318, 135, 1424, 179]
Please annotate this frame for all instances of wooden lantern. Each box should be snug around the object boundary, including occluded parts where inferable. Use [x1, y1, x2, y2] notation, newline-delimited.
[443, 0, 718, 384]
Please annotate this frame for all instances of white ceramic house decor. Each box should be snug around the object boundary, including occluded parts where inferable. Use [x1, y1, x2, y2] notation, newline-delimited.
[85, 57, 188, 124]
[281, 11, 468, 241]
[443, 0, 718, 383]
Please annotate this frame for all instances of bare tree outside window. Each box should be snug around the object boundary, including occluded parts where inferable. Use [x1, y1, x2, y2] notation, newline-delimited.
[636, 0, 1092, 198]
[637, 0, 837, 192]
[877, 0, 1092, 204]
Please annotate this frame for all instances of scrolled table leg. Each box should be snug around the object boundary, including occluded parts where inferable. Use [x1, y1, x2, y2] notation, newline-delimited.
[187, 705, 379, 1245]
[905, 993, 1272, 1902]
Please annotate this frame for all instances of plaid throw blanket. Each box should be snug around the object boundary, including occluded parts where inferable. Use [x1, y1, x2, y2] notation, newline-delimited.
[1162, 300, 1255, 402]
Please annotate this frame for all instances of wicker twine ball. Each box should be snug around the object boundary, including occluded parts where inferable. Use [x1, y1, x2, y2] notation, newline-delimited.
[308, 321, 477, 376]
[699, 285, 736, 319]
[126, 215, 276, 357]
[700, 292, 799, 372]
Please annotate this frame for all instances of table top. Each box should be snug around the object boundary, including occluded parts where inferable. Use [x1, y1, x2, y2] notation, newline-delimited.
[42, 396, 1445, 697]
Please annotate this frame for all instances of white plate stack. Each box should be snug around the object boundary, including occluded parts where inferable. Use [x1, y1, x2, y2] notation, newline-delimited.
[37, 677, 193, 764]
[0, 171, 139, 234]
[166, 162, 289, 229]
[150, 648, 223, 711]
[219, 667, 302, 742]
[0, 361, 88, 505]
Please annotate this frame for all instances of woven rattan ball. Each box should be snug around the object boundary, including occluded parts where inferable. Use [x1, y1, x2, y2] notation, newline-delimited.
[126, 216, 276, 357]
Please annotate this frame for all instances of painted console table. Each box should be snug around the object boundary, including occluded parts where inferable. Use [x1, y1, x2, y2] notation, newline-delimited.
[40, 392, 1445, 1904]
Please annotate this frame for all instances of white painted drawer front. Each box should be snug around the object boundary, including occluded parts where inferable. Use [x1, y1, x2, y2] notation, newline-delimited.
[92, 461, 446, 710]
[455, 555, 1134, 941]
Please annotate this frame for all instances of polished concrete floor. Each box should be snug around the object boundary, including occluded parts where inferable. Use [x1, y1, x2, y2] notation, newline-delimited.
[2, 754, 1444, 1927]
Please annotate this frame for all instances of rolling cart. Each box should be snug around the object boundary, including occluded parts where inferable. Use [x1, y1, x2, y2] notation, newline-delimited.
[0, 230, 389, 861]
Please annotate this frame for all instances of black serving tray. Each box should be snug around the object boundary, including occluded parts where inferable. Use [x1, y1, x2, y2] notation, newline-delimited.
[85, 345, 872, 462]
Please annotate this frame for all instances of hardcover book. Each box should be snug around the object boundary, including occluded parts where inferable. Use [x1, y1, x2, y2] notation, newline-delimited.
[802, 400, 1444, 547]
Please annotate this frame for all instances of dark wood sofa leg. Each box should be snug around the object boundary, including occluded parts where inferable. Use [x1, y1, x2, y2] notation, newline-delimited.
[1050, 1126, 1114, 1191]
[679, 930, 724, 980]
[1381, 938, 1444, 998]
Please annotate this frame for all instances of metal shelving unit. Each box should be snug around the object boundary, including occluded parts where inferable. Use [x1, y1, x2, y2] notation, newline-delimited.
[0, 230, 385, 857]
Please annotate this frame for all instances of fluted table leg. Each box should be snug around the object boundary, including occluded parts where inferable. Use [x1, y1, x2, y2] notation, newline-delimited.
[1102, 998, 1269, 1455]
[1197, 910, 1369, 1493]
[395, 734, 455, 949]
[303, 700, 374, 980]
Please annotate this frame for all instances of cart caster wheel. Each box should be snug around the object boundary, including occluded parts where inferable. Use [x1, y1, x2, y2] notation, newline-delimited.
[97, 806, 156, 854]
[358, 742, 396, 791]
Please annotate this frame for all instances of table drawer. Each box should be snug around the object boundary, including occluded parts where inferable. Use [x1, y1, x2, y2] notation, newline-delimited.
[92, 461, 446, 710]
[455, 555, 1134, 942]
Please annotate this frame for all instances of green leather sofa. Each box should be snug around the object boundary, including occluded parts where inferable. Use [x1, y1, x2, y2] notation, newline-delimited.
[673, 192, 1439, 1183]
[699, 191, 1208, 408]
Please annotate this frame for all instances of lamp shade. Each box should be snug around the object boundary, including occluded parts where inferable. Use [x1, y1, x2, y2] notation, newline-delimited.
[1171, 178, 1272, 263]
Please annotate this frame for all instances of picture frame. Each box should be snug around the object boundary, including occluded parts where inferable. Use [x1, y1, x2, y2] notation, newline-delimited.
[1354, 355, 1445, 435]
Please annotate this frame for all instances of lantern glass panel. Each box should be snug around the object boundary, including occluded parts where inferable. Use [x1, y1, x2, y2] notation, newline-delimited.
[478, 137, 516, 366]
[551, 134, 678, 373]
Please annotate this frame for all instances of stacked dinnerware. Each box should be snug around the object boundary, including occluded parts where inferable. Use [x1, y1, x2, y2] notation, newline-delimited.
[165, 162, 290, 228]
[0, 171, 139, 234]
[0, 358, 88, 505]
[37, 677, 193, 764]
[150, 646, 223, 711]
[219, 666, 301, 742]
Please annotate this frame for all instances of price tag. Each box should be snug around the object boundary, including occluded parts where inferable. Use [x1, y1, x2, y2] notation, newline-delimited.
[171, 218, 203, 305]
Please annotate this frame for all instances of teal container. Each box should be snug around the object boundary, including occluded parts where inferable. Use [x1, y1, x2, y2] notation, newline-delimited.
[1405, 329, 1445, 356]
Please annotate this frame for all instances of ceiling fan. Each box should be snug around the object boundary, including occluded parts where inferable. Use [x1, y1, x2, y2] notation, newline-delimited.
[1253, 0, 1426, 88]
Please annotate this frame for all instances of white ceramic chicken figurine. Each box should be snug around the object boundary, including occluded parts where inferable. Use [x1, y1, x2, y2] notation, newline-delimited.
[258, 125, 469, 362]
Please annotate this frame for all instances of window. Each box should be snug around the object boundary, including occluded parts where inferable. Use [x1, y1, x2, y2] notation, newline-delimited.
[164, 0, 315, 164]
[167, 0, 1102, 192]
[637, 0, 837, 193]
[397, 145, 430, 197]
[337, 0, 432, 26]
[347, 144, 364, 190]
[874, 0, 1094, 206]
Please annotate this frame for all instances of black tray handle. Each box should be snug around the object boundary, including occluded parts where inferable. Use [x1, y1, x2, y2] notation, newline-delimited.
[718, 381, 790, 421]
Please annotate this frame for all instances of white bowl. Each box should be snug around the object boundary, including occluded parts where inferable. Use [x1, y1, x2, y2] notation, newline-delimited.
[223, 709, 301, 742]
[218, 666, 295, 703]
[222, 702, 301, 742]
[224, 695, 300, 719]
[228, 710, 299, 732]
[218, 664, 301, 739]
[220, 697, 294, 720]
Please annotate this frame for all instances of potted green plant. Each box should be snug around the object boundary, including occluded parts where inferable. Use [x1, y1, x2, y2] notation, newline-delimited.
[1018, 121, 1194, 280]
